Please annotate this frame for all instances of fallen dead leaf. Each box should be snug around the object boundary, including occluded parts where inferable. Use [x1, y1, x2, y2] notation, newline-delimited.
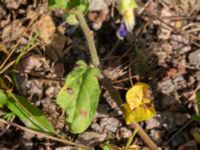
[2, 20, 26, 44]
[35, 15, 56, 44]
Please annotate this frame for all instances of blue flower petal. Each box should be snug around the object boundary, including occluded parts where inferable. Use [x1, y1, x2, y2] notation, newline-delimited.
[117, 23, 128, 39]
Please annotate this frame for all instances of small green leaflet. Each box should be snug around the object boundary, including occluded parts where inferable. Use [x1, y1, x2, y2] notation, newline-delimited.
[57, 60, 100, 134]
[0, 91, 7, 107]
[64, 13, 79, 25]
[103, 144, 112, 150]
[192, 115, 200, 122]
[48, 0, 68, 10]
[48, 0, 89, 25]
[0, 91, 55, 134]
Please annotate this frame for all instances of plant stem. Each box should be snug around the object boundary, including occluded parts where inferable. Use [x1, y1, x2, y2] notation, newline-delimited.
[98, 73, 124, 105]
[130, 123, 159, 150]
[76, 12, 100, 66]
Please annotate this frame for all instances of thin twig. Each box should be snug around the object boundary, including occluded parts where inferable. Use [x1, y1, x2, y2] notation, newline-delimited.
[0, 61, 15, 75]
[0, 118, 88, 149]
[113, 75, 139, 83]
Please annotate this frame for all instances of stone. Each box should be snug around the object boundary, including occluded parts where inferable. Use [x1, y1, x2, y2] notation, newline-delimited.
[173, 76, 186, 90]
[2, 20, 26, 43]
[158, 79, 175, 94]
[150, 129, 165, 145]
[145, 117, 161, 130]
[100, 117, 120, 133]
[188, 49, 200, 66]
[89, 0, 114, 11]
[76, 131, 107, 146]
[117, 127, 132, 139]
[91, 122, 103, 133]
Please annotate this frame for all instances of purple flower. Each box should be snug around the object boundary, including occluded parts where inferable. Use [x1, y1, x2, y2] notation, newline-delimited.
[116, 23, 128, 39]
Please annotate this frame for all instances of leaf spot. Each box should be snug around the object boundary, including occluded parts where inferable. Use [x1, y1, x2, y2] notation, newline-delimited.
[80, 110, 88, 117]
[66, 87, 73, 95]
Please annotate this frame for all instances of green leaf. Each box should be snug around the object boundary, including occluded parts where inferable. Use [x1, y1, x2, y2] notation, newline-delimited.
[57, 60, 100, 133]
[67, 0, 80, 9]
[192, 115, 200, 122]
[48, 0, 68, 10]
[49, 0, 88, 13]
[76, 0, 89, 13]
[65, 13, 79, 25]
[3, 112, 15, 121]
[103, 144, 112, 150]
[56, 0, 68, 9]
[0, 91, 8, 106]
[0, 91, 55, 134]
[48, 0, 59, 10]
[57, 61, 88, 123]
[70, 66, 100, 133]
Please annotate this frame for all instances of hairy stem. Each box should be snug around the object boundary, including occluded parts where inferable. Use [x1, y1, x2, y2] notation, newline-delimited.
[76, 12, 100, 66]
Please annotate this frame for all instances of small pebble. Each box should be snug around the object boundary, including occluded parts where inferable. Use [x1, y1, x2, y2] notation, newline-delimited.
[91, 122, 102, 133]
[188, 49, 200, 66]
[145, 117, 161, 130]
[76, 131, 107, 146]
[45, 86, 56, 98]
[150, 129, 165, 145]
[158, 79, 175, 94]
[89, 0, 112, 11]
[173, 76, 186, 90]
[100, 117, 120, 133]
[117, 127, 132, 139]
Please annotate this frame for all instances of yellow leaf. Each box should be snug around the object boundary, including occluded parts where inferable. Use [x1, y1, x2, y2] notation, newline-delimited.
[126, 83, 149, 109]
[122, 82, 156, 124]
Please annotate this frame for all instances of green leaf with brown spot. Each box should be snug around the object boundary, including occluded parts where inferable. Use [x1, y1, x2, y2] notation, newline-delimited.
[57, 60, 100, 133]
